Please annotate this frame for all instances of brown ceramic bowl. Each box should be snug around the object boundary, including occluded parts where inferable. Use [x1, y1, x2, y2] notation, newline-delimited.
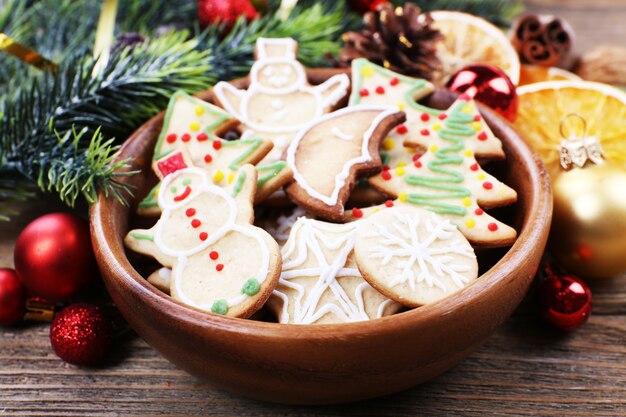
[91, 70, 552, 405]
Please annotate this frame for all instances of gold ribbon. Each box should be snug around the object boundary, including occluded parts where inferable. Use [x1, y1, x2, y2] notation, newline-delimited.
[0, 32, 56, 71]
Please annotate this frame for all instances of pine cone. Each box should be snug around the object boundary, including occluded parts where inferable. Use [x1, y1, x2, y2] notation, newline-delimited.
[340, 3, 442, 80]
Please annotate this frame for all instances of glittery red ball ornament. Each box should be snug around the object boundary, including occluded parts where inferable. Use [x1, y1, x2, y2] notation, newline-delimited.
[347, 0, 389, 14]
[0, 268, 27, 326]
[538, 272, 592, 331]
[50, 304, 113, 366]
[447, 64, 518, 122]
[197, 0, 258, 33]
[14, 213, 97, 302]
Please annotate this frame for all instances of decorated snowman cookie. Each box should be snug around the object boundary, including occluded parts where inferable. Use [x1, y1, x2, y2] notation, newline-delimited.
[125, 165, 281, 318]
[213, 38, 350, 163]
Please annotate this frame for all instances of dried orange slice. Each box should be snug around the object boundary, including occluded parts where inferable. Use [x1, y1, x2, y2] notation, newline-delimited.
[516, 80, 626, 176]
[518, 65, 581, 86]
[430, 11, 520, 86]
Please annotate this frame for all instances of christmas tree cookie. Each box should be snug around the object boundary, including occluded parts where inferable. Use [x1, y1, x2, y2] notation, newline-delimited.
[138, 91, 292, 216]
[213, 38, 350, 164]
[125, 165, 281, 318]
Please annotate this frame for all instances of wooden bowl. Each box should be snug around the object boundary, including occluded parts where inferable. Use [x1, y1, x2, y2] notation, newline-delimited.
[90, 70, 552, 405]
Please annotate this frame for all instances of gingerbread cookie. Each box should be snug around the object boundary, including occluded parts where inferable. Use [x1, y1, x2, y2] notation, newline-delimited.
[138, 92, 292, 216]
[285, 105, 405, 221]
[125, 165, 281, 318]
[213, 38, 350, 164]
[354, 206, 478, 307]
[267, 218, 401, 324]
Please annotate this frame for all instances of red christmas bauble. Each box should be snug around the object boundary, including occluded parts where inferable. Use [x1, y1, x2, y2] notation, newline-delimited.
[50, 304, 114, 366]
[347, 0, 389, 14]
[197, 0, 258, 32]
[14, 213, 97, 302]
[447, 64, 518, 122]
[0, 268, 27, 326]
[538, 273, 592, 331]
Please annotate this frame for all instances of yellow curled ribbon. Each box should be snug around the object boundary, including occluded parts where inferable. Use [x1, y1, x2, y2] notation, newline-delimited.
[0, 32, 56, 71]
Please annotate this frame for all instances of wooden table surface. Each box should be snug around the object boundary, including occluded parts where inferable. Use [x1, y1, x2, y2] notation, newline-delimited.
[2, 1, 626, 415]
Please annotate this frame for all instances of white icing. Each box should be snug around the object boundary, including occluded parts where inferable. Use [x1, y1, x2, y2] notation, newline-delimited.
[331, 127, 353, 141]
[158, 267, 172, 280]
[271, 98, 284, 109]
[273, 218, 394, 324]
[286, 105, 401, 207]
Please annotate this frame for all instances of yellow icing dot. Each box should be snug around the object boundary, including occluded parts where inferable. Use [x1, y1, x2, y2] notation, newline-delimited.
[404, 147, 414, 154]
[399, 192, 408, 202]
[465, 149, 473, 157]
[499, 189, 506, 197]
[362, 66, 374, 77]
[465, 218, 476, 228]
[462, 197, 472, 207]
[227, 172, 235, 184]
[397, 161, 407, 167]
[190, 122, 200, 131]
[382, 138, 395, 150]
[397, 103, 405, 110]
[432, 124, 441, 131]
[429, 145, 438, 152]
[213, 170, 224, 183]
[395, 167, 406, 176]
[472, 122, 482, 131]
[477, 173, 486, 180]
[195, 106, 204, 116]
[462, 105, 472, 113]
[373, 208, 380, 214]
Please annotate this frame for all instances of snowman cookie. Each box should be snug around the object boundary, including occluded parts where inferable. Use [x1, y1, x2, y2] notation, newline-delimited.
[213, 38, 350, 164]
[125, 165, 281, 318]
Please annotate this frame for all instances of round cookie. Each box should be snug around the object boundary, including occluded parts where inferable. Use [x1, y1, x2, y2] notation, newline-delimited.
[354, 206, 478, 307]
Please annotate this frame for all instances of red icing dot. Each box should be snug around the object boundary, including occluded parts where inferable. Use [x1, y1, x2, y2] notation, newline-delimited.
[420, 113, 430, 122]
[181, 133, 191, 142]
[166, 134, 177, 144]
[420, 129, 430, 136]
[483, 181, 493, 190]
[488, 223, 498, 232]
[412, 153, 422, 161]
[204, 154, 213, 163]
[359, 88, 369, 97]
[375, 86, 385, 94]
[209, 251, 219, 260]
[199, 232, 208, 241]
[352, 207, 363, 218]
[216, 264, 224, 272]
[197, 133, 208, 142]
[382, 171, 392, 180]
[383, 165, 390, 171]
[191, 219, 201, 228]
[460, 93, 471, 101]
[390, 77, 399, 86]
[396, 125, 408, 134]
[385, 200, 394, 207]
[438, 113, 447, 120]
[474, 115, 481, 122]
[470, 163, 479, 171]
[213, 140, 222, 150]
[185, 208, 196, 217]
[414, 160, 422, 168]
[475, 208, 484, 216]
[478, 132, 488, 141]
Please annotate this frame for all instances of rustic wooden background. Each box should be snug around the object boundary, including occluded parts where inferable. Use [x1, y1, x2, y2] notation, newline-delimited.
[1, 0, 625, 415]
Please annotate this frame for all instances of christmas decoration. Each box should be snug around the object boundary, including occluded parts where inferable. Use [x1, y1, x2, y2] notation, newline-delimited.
[49, 304, 114, 366]
[550, 164, 626, 278]
[346, 0, 388, 14]
[14, 213, 96, 302]
[447, 64, 518, 122]
[0, 268, 27, 326]
[538, 264, 591, 331]
[340, 3, 442, 80]
[511, 14, 573, 68]
[197, 0, 259, 33]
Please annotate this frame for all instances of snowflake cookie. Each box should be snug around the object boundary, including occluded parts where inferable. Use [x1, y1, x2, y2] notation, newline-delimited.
[354, 206, 478, 307]
[125, 165, 281, 318]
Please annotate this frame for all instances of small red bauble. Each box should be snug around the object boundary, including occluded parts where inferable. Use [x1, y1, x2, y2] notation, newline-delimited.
[347, 0, 388, 14]
[50, 304, 114, 366]
[197, 0, 258, 33]
[0, 268, 27, 326]
[14, 213, 97, 302]
[538, 272, 591, 331]
[447, 64, 518, 122]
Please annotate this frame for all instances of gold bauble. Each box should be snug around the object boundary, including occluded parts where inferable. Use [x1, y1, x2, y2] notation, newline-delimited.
[550, 163, 626, 278]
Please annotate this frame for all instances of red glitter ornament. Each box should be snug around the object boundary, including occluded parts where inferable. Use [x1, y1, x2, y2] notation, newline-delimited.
[0, 268, 27, 326]
[14, 213, 97, 302]
[197, 0, 258, 33]
[447, 64, 518, 122]
[347, 0, 388, 14]
[538, 265, 591, 331]
[50, 304, 114, 366]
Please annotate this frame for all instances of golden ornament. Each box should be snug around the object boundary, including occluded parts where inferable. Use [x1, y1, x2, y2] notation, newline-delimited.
[550, 163, 626, 278]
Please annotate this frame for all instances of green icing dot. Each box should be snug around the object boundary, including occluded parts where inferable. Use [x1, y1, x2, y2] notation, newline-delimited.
[211, 299, 229, 315]
[182, 178, 192, 186]
[241, 278, 260, 296]
[170, 186, 177, 193]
